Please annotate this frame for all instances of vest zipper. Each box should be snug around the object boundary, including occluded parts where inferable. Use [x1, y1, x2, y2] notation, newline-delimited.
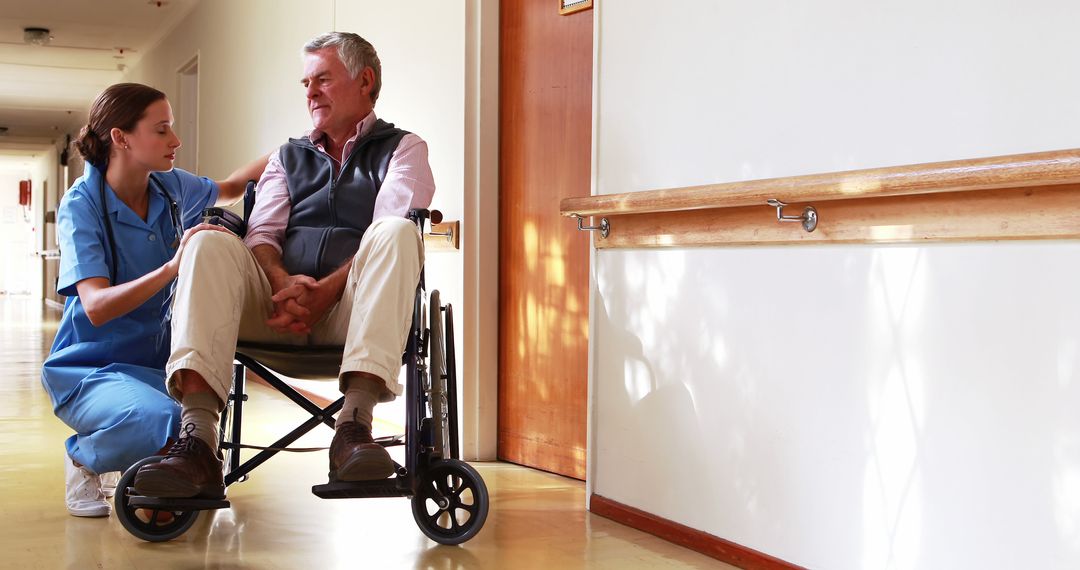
[326, 152, 338, 228]
[288, 123, 398, 278]
[328, 134, 381, 230]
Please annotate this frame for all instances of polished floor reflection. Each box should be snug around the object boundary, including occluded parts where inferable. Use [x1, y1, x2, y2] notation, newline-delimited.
[1, 296, 733, 569]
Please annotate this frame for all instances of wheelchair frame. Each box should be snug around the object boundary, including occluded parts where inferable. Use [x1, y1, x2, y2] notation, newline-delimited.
[115, 209, 488, 545]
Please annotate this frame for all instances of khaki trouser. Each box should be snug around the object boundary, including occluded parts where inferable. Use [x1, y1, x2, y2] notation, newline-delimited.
[166, 217, 424, 405]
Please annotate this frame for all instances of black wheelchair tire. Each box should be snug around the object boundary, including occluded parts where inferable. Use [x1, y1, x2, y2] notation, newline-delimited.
[428, 290, 449, 459]
[410, 459, 489, 545]
[443, 303, 459, 460]
[115, 456, 200, 542]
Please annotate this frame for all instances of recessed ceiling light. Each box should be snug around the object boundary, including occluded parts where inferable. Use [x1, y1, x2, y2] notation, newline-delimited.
[23, 27, 52, 46]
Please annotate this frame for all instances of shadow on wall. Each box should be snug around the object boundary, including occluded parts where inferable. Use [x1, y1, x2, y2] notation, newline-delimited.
[592, 240, 1080, 569]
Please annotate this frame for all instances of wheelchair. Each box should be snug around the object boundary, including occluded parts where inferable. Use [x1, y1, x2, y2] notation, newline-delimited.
[112, 204, 488, 545]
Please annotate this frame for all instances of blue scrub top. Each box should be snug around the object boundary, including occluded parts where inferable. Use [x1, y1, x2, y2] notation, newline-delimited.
[42, 163, 218, 410]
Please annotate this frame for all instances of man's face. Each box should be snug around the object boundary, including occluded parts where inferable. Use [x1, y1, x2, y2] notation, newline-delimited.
[301, 48, 373, 136]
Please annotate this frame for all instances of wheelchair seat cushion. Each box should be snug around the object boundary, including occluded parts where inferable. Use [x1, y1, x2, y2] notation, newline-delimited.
[235, 342, 345, 380]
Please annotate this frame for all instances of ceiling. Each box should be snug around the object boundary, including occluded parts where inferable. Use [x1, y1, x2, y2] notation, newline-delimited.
[0, 0, 198, 144]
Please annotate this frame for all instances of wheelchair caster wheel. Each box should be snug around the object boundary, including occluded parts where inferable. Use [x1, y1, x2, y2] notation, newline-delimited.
[411, 459, 489, 545]
[115, 456, 200, 542]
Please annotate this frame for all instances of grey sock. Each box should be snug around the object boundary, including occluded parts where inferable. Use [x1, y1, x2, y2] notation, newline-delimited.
[338, 375, 385, 431]
[181, 391, 222, 452]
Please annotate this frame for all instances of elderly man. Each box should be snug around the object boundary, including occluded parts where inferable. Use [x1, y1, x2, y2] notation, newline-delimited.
[134, 32, 435, 499]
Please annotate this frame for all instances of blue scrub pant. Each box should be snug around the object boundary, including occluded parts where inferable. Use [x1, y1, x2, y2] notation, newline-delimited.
[49, 364, 181, 474]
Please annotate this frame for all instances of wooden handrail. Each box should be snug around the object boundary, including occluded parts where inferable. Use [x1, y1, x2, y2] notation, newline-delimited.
[560, 148, 1080, 217]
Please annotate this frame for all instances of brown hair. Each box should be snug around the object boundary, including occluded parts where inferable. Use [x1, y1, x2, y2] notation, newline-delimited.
[74, 83, 167, 168]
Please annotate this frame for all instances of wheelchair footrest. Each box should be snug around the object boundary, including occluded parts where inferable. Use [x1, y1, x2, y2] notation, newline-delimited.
[374, 434, 405, 447]
[312, 478, 411, 499]
[127, 493, 230, 511]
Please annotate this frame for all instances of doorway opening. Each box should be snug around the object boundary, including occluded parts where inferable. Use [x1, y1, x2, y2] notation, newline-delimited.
[0, 160, 39, 296]
[176, 55, 199, 173]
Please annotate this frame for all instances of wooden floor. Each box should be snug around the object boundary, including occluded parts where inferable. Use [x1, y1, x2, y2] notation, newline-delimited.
[0, 296, 734, 569]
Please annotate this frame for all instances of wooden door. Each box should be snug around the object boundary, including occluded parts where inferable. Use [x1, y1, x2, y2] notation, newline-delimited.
[498, 1, 592, 479]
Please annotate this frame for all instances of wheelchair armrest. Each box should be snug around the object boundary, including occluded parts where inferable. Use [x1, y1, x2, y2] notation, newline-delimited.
[408, 208, 442, 232]
[243, 179, 257, 222]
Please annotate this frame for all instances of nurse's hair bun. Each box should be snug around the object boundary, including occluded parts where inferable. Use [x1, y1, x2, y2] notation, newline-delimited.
[74, 124, 109, 167]
[76, 82, 167, 168]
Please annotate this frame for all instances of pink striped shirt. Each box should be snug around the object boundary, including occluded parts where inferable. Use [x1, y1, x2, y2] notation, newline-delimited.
[244, 111, 436, 254]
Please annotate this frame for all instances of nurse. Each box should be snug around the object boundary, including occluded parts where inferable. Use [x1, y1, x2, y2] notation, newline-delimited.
[41, 83, 266, 517]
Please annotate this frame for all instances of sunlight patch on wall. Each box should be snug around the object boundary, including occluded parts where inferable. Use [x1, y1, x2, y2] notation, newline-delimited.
[861, 367, 925, 569]
[861, 246, 929, 568]
[869, 224, 915, 242]
[623, 358, 653, 404]
[1054, 436, 1080, 550]
[1058, 338, 1078, 389]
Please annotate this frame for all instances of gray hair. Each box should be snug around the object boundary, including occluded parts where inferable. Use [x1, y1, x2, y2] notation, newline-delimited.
[304, 32, 382, 104]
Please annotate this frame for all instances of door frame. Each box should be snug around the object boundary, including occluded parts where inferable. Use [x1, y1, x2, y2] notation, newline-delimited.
[584, 0, 600, 502]
[463, 0, 500, 461]
[175, 54, 200, 174]
[463, 0, 598, 482]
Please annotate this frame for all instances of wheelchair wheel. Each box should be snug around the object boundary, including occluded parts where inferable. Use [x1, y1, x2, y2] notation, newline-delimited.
[115, 456, 200, 542]
[411, 459, 489, 545]
[443, 303, 459, 460]
[428, 290, 450, 459]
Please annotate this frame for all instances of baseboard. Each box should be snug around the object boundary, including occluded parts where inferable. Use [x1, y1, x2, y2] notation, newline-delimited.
[589, 494, 805, 570]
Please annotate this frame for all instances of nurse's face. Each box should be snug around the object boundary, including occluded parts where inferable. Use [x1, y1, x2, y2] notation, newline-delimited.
[123, 99, 182, 172]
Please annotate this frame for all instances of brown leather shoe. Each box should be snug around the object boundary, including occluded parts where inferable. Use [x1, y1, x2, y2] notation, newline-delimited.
[133, 427, 225, 499]
[330, 421, 395, 481]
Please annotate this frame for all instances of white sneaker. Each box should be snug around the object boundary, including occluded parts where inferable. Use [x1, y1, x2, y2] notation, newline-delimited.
[100, 471, 120, 499]
[65, 453, 111, 517]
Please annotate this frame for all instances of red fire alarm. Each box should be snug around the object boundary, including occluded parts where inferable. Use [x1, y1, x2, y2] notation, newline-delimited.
[18, 180, 31, 206]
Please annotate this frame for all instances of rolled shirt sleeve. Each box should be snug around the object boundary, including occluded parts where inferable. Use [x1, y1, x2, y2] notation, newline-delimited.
[243, 149, 291, 254]
[372, 134, 436, 221]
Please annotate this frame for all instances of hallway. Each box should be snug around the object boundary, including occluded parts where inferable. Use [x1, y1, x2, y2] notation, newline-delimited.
[0, 297, 730, 569]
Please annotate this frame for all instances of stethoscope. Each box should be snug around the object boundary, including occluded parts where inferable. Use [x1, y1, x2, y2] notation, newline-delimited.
[98, 172, 183, 286]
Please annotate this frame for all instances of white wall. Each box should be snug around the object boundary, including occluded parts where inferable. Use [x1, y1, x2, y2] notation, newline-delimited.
[127, 1, 490, 457]
[333, 2, 467, 431]
[125, 0, 334, 178]
[591, 2, 1080, 569]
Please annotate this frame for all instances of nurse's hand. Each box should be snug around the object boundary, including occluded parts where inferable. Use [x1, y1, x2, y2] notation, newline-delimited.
[165, 223, 238, 277]
[77, 223, 236, 326]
